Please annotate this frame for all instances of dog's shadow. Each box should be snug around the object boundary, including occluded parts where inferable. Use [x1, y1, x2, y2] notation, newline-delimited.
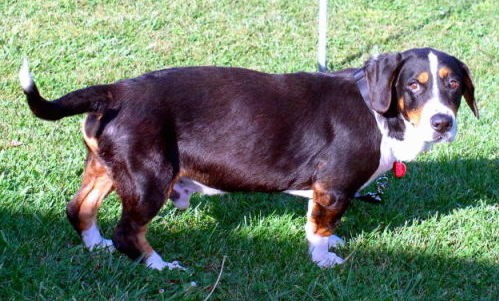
[180, 157, 497, 239]
[1, 157, 495, 299]
[145, 157, 497, 298]
[345, 157, 497, 236]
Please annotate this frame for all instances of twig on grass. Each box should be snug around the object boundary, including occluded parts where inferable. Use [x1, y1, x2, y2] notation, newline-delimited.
[204, 255, 227, 301]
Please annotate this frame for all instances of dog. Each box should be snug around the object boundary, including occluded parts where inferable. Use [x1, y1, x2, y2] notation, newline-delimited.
[19, 48, 478, 270]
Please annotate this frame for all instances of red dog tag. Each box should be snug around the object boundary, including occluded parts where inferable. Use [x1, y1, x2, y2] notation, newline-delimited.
[393, 161, 407, 178]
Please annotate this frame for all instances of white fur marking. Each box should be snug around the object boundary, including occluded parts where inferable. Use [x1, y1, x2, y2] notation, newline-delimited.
[420, 51, 458, 142]
[173, 179, 314, 202]
[145, 251, 185, 271]
[360, 112, 430, 190]
[171, 187, 191, 210]
[193, 180, 225, 196]
[284, 189, 313, 198]
[305, 199, 345, 267]
[171, 177, 225, 209]
[429, 51, 440, 101]
[19, 58, 33, 91]
[81, 223, 114, 251]
[361, 51, 458, 191]
[328, 235, 345, 248]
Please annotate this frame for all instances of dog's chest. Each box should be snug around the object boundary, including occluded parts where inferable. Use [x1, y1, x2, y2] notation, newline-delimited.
[360, 114, 431, 189]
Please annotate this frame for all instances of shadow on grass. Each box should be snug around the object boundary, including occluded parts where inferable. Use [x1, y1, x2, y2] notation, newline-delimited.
[0, 204, 496, 300]
[205, 231, 498, 300]
[150, 157, 496, 299]
[0, 158, 496, 299]
[158, 155, 497, 299]
[196, 158, 497, 234]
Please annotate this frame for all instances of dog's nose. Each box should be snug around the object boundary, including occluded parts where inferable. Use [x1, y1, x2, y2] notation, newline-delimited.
[431, 114, 453, 133]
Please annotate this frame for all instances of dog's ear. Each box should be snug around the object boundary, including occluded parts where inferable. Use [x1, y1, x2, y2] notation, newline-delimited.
[460, 62, 479, 119]
[363, 52, 403, 114]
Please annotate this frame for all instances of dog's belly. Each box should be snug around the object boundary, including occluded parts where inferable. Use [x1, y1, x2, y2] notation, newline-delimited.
[177, 137, 318, 192]
[179, 164, 312, 193]
[174, 177, 313, 198]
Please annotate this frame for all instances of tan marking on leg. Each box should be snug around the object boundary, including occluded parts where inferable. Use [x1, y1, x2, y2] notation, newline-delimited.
[307, 202, 337, 237]
[67, 154, 114, 232]
[312, 182, 332, 208]
[82, 125, 99, 154]
[417, 71, 429, 84]
[137, 226, 154, 256]
[305, 194, 348, 267]
[85, 137, 99, 154]
[81, 115, 102, 153]
[78, 174, 113, 230]
[309, 183, 347, 236]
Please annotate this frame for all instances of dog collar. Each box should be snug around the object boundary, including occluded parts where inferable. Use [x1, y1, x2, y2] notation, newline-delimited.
[356, 162, 406, 204]
[353, 68, 372, 110]
[393, 161, 407, 178]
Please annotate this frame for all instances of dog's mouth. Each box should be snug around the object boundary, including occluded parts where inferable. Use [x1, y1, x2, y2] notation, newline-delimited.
[431, 131, 455, 143]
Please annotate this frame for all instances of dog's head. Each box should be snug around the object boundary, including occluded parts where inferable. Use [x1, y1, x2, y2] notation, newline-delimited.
[362, 48, 478, 143]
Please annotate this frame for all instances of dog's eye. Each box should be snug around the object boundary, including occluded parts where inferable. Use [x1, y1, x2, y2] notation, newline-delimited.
[449, 79, 459, 89]
[407, 81, 420, 92]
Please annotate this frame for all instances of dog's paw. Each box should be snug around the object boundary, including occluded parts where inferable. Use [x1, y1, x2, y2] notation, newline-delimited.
[85, 237, 115, 252]
[145, 251, 186, 271]
[171, 194, 190, 210]
[82, 224, 115, 252]
[312, 251, 345, 268]
[328, 235, 345, 248]
[98, 238, 116, 252]
[171, 183, 193, 210]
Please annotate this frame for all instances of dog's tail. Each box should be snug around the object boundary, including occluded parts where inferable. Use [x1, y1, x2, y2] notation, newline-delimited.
[19, 58, 113, 121]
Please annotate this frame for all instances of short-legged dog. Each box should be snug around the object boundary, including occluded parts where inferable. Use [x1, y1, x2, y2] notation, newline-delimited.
[20, 48, 478, 270]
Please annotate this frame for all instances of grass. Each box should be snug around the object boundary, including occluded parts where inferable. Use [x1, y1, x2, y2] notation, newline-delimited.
[0, 0, 497, 300]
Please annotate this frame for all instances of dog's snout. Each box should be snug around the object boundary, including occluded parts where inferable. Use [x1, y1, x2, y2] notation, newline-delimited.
[431, 114, 453, 133]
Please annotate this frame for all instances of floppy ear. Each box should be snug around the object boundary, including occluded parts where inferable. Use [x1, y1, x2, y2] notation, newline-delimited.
[363, 52, 403, 114]
[460, 63, 479, 119]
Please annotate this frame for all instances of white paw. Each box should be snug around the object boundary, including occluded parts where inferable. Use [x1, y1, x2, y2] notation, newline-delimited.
[98, 238, 116, 252]
[145, 251, 186, 271]
[82, 224, 115, 252]
[171, 192, 190, 210]
[171, 181, 193, 210]
[312, 251, 345, 268]
[86, 237, 115, 252]
[328, 235, 345, 248]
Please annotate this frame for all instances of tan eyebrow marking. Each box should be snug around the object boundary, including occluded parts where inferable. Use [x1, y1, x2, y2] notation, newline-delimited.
[416, 72, 429, 83]
[438, 67, 452, 78]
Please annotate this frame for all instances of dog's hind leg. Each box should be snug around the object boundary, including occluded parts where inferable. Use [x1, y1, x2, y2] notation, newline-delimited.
[67, 152, 114, 251]
[106, 133, 183, 270]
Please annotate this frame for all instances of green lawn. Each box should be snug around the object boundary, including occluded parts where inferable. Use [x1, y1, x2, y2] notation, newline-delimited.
[0, 0, 497, 300]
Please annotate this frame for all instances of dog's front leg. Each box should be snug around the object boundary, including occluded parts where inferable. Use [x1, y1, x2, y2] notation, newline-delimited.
[305, 184, 350, 267]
